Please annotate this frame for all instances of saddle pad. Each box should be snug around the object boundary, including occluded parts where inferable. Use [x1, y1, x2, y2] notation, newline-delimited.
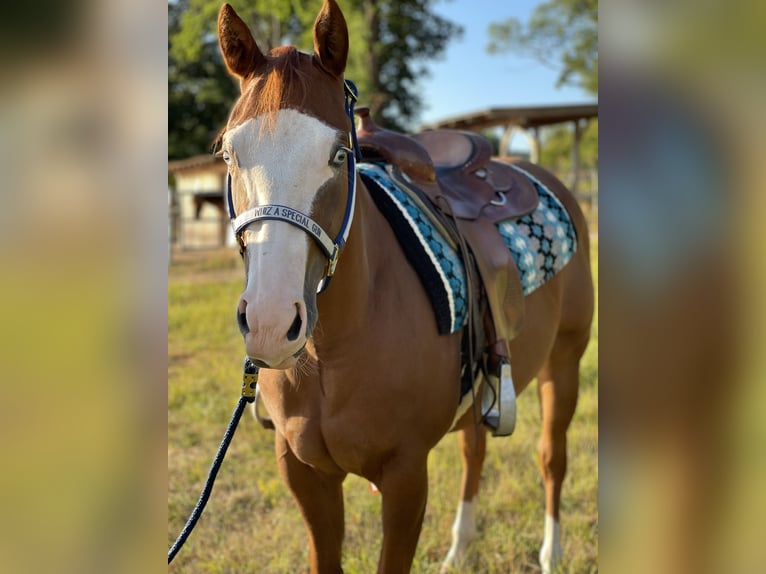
[499, 164, 578, 295]
[359, 163, 577, 334]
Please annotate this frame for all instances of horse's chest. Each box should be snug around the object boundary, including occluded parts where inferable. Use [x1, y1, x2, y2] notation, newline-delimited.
[259, 360, 447, 478]
[257, 375, 335, 472]
[281, 417, 338, 472]
[283, 414, 373, 476]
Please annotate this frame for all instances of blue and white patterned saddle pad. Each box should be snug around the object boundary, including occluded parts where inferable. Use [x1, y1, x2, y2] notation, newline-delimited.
[359, 162, 577, 335]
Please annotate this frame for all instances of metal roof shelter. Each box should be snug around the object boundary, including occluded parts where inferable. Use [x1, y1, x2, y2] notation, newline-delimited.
[421, 103, 598, 194]
[420, 103, 597, 192]
[420, 104, 598, 132]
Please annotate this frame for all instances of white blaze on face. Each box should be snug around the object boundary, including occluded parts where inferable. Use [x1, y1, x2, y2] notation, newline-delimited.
[225, 110, 339, 367]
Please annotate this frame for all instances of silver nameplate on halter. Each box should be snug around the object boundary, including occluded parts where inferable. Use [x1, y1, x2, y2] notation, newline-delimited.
[481, 360, 516, 437]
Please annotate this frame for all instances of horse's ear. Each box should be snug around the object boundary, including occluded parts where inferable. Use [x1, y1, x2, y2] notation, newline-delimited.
[313, 0, 348, 78]
[218, 3, 265, 79]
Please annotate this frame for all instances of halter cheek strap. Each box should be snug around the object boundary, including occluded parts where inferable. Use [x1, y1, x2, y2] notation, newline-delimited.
[226, 80, 360, 292]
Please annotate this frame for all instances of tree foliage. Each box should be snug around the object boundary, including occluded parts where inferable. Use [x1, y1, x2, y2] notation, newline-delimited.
[356, 0, 462, 130]
[169, 0, 238, 159]
[539, 119, 598, 171]
[168, 0, 462, 158]
[487, 0, 597, 95]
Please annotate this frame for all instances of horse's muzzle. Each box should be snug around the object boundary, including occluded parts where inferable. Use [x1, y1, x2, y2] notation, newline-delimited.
[237, 296, 308, 369]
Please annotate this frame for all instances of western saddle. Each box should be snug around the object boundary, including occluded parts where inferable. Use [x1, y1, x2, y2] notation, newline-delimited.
[356, 108, 539, 435]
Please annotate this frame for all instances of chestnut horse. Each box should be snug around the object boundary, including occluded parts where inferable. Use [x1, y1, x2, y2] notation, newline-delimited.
[216, 1, 593, 572]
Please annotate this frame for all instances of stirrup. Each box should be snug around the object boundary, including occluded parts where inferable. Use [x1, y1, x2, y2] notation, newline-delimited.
[481, 360, 516, 437]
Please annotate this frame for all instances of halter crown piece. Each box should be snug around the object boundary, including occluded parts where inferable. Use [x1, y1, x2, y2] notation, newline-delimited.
[226, 80, 360, 294]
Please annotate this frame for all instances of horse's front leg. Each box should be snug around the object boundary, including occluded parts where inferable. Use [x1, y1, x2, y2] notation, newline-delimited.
[275, 432, 346, 574]
[376, 455, 429, 574]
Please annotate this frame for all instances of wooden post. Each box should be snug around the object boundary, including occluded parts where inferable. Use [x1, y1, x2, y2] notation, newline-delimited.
[499, 124, 515, 158]
[572, 119, 582, 195]
[502, 125, 539, 162]
[528, 127, 540, 164]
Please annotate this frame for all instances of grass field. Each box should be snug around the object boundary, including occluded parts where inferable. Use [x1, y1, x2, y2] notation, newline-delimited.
[168, 240, 598, 573]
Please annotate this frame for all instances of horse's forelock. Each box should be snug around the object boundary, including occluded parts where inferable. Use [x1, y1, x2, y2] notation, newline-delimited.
[230, 47, 312, 133]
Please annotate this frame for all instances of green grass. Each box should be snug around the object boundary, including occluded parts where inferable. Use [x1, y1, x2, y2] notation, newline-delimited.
[169, 243, 598, 573]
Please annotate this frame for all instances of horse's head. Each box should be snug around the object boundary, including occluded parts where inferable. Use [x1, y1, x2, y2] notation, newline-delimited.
[217, 1, 353, 369]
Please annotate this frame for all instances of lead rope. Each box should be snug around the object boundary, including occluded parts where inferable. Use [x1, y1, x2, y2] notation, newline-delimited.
[168, 358, 259, 564]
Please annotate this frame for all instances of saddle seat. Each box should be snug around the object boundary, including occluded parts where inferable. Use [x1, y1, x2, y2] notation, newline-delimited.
[356, 108, 535, 434]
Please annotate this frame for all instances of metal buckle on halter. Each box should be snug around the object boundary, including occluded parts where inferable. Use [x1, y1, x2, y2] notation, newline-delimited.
[326, 245, 340, 277]
[344, 79, 358, 103]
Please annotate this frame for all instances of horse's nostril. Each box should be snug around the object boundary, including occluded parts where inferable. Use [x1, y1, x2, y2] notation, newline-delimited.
[286, 305, 303, 341]
[237, 311, 249, 335]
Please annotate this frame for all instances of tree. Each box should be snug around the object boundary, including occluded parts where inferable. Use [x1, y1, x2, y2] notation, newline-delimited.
[538, 120, 598, 171]
[487, 0, 597, 95]
[169, 0, 239, 159]
[168, 0, 462, 158]
[353, 0, 462, 130]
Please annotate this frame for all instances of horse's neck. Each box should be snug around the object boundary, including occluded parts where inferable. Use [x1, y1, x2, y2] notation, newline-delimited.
[313, 179, 380, 349]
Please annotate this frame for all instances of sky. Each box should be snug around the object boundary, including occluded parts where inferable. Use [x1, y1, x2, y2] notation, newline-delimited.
[417, 0, 595, 127]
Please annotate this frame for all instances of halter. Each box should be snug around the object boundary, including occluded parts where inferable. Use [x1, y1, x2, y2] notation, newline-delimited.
[226, 80, 360, 294]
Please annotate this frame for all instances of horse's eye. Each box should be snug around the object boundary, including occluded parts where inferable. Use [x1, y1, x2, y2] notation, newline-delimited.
[330, 147, 348, 167]
[222, 151, 231, 165]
